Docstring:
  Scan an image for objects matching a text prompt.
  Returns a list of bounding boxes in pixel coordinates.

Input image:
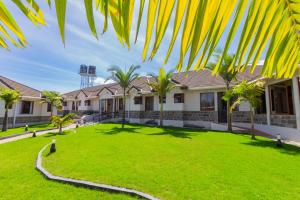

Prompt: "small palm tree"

[50,113,75,134]
[224,81,264,140]
[207,51,238,132]
[0,88,20,132]
[147,68,174,126]
[41,91,62,117]
[107,65,140,128]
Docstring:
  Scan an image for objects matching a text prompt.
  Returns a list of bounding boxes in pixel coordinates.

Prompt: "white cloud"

[94,77,115,85]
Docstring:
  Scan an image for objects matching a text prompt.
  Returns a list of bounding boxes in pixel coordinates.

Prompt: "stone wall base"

[0,116,50,128]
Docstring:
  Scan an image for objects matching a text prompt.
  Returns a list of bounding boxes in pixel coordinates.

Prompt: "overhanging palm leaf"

[1,0,300,78]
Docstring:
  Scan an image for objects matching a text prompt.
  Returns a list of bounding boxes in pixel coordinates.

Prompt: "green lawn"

[41,123,300,200]
[0,123,71,138]
[1,123,300,200]
[0,129,131,200]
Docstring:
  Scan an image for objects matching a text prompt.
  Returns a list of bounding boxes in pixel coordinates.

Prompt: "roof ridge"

[0,75,41,94]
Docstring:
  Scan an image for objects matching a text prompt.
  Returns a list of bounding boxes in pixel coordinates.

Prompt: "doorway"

[217,92,227,123]
[145,96,154,111]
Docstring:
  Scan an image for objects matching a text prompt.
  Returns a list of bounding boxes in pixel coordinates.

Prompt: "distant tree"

[41,91,62,117]
[147,68,174,126]
[0,88,20,132]
[224,81,265,140]
[50,113,75,134]
[207,51,238,132]
[107,65,140,128]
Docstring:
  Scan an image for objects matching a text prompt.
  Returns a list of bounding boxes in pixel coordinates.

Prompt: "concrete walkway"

[0,124,76,144]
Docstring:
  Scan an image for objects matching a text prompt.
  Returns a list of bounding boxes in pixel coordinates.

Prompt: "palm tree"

[0,88,20,132]
[1,1,299,79]
[224,80,265,140]
[50,113,75,134]
[41,91,62,117]
[207,51,238,132]
[147,68,174,126]
[107,65,140,128]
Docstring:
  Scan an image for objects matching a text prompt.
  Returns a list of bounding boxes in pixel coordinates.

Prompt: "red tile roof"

[63,67,262,98]
[0,76,41,98]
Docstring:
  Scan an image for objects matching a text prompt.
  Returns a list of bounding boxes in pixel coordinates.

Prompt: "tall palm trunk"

[250,107,256,140]
[160,101,163,126]
[122,89,126,128]
[226,82,232,132]
[59,124,62,134]
[2,107,8,132]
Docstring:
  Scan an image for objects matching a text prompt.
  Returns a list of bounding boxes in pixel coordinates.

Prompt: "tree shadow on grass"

[147,127,208,139]
[44,132,68,138]
[95,127,140,135]
[242,139,300,156]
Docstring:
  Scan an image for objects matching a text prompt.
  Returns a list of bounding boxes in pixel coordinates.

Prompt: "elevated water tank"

[88,65,96,76]
[79,64,88,75]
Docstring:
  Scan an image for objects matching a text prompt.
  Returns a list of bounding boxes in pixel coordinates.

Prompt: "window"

[174,93,184,103]
[77,101,81,106]
[119,98,123,110]
[270,80,294,115]
[256,92,266,114]
[84,100,91,106]
[62,101,67,106]
[145,96,154,111]
[159,96,166,104]
[47,103,52,112]
[8,104,13,109]
[134,96,143,104]
[20,101,33,114]
[200,93,215,111]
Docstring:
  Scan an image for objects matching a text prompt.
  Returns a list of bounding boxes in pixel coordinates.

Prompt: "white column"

[265,85,271,126]
[214,92,218,111]
[13,102,18,127]
[99,99,102,114]
[292,77,300,130]
[112,98,115,118]
[127,96,130,120]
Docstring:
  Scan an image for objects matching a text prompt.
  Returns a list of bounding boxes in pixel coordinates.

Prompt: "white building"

[0,76,57,128]
[63,67,300,141]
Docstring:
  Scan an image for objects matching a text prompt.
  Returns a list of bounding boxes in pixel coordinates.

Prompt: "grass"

[0,129,132,200]
[1,123,300,199]
[0,123,71,138]
[38,123,300,200]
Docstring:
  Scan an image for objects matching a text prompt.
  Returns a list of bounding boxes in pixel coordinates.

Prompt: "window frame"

[47,102,52,112]
[20,101,34,114]
[84,100,91,106]
[119,98,124,110]
[159,95,166,104]
[174,93,184,103]
[200,92,215,111]
[134,96,143,105]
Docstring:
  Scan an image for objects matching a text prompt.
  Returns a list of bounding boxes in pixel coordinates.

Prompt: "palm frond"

[1,0,300,78]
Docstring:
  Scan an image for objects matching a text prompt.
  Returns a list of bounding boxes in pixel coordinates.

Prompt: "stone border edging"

[36,143,159,200]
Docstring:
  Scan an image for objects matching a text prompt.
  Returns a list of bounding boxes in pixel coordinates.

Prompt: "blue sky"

[0,1,263,93]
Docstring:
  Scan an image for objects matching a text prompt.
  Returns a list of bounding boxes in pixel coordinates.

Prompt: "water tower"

[79,65,97,88]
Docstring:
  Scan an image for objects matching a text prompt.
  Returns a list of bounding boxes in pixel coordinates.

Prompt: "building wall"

[0,97,57,127]
[63,75,300,141]
[0,98,56,118]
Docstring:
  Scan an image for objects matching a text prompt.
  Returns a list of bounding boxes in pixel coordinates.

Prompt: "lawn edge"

[36,143,159,200]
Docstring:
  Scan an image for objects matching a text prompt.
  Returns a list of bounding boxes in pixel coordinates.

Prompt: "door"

[217,92,227,123]
[107,99,113,113]
[145,96,154,111]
